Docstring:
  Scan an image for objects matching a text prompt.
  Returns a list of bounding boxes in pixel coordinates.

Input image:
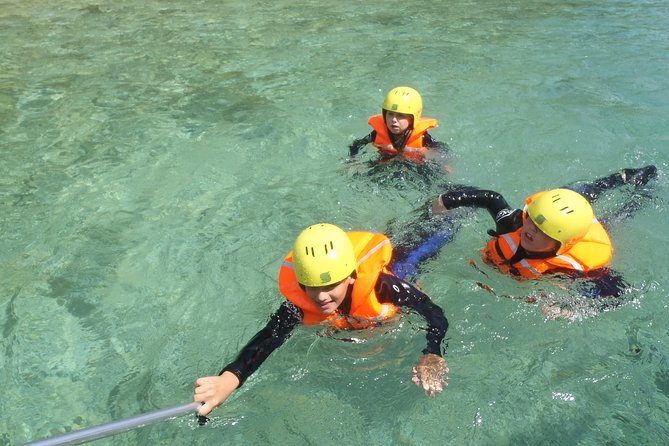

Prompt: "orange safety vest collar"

[368,114,438,161]
[482,221,613,279]
[278,232,398,328]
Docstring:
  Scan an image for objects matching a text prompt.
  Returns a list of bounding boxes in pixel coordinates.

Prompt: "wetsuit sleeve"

[439,188,510,219]
[375,271,448,356]
[220,301,302,386]
[423,132,449,154]
[439,188,523,235]
[349,131,375,157]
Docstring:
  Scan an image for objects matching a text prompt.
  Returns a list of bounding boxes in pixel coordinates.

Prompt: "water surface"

[2,0,669,444]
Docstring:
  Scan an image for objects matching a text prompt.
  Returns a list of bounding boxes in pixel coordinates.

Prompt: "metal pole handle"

[25,401,202,446]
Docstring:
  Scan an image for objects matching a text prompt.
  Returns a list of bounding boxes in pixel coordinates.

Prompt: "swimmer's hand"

[541,304,575,320]
[194,371,240,416]
[412,353,448,397]
[431,195,448,216]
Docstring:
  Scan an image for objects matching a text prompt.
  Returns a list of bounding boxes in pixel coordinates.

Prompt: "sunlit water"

[2,0,669,444]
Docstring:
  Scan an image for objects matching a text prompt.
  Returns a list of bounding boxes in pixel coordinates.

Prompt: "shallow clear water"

[2,0,669,444]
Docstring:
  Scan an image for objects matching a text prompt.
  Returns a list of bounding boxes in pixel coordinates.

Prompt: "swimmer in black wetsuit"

[194,223,449,417]
[390,165,658,318]
[348,86,450,171]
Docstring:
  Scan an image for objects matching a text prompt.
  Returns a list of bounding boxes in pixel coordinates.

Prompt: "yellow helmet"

[292,223,357,287]
[525,188,594,254]
[382,86,423,121]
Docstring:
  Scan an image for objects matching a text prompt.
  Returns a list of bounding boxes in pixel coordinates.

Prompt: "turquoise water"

[2,0,669,444]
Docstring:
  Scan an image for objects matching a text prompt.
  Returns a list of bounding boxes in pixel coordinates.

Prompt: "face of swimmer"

[384,111,413,135]
[303,275,355,315]
[520,216,560,254]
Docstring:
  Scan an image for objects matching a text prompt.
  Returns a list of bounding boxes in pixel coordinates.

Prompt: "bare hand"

[541,304,574,320]
[412,353,448,397]
[431,195,449,216]
[194,371,240,416]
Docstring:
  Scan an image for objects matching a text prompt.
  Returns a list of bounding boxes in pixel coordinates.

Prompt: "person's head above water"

[382,86,423,135]
[522,188,594,255]
[292,223,357,315]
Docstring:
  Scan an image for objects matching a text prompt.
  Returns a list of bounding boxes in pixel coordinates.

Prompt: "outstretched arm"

[579,268,631,301]
[423,132,452,173]
[194,302,302,415]
[433,187,523,236]
[349,131,375,157]
[434,188,511,219]
[565,165,658,204]
[541,268,632,320]
[423,132,450,154]
[376,272,449,396]
[392,188,520,280]
[376,272,448,354]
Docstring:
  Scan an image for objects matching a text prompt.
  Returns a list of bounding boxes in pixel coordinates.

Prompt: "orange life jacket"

[482,221,613,279]
[278,231,398,328]
[368,114,438,161]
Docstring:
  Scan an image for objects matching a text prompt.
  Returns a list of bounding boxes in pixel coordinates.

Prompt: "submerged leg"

[390,215,458,282]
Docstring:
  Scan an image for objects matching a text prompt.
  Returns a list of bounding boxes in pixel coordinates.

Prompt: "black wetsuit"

[221,272,449,385]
